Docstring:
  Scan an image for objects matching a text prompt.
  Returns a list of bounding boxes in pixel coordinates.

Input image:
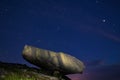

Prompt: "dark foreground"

[0,61,71,80]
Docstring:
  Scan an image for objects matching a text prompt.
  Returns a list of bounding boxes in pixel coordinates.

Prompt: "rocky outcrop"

[0,61,68,80]
[22,45,85,75]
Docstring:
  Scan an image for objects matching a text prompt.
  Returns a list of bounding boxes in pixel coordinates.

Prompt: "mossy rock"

[0,61,68,80]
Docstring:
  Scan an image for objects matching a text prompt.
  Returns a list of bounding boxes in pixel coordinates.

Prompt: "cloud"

[96,28,120,43]
[67,64,120,80]
[88,64,120,80]
[76,25,120,43]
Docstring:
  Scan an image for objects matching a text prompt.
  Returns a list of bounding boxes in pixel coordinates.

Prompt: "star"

[102,19,106,23]
[56,26,60,31]
[113,30,116,33]
[96,0,99,3]
[4,8,8,12]
[36,40,41,43]
[112,24,116,26]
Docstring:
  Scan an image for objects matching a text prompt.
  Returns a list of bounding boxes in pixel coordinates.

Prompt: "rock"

[0,61,62,80]
[22,45,85,75]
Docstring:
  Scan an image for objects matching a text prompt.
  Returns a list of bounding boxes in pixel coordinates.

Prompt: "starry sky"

[0,0,120,80]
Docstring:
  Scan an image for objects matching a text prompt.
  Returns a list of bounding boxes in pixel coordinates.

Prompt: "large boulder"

[22,45,85,75]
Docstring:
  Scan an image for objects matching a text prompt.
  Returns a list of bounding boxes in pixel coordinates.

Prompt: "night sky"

[0,0,120,80]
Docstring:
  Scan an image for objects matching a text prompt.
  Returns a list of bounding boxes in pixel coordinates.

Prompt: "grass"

[3,74,35,80]
[0,71,54,80]
[0,61,58,80]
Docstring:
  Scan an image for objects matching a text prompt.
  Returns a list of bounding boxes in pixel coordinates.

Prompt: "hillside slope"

[0,61,70,80]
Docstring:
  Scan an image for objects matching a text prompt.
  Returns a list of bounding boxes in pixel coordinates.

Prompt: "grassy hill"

[0,61,70,80]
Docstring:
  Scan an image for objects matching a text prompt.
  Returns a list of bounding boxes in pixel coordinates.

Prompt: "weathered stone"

[22,45,85,75]
[0,61,61,80]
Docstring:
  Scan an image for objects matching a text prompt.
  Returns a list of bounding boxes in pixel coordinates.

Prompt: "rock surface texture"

[0,61,60,80]
[22,45,85,75]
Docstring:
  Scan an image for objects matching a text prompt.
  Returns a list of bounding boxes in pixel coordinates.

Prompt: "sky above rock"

[0,0,120,80]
